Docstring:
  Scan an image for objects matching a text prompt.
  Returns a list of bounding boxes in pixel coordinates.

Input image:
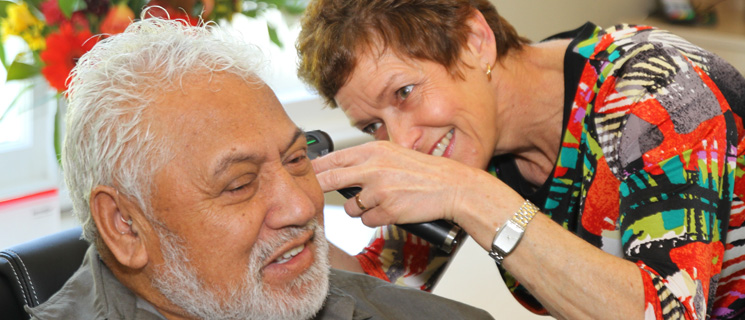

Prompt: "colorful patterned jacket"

[353,23,745,319]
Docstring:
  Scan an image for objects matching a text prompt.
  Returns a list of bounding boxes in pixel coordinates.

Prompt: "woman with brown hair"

[297,0,745,318]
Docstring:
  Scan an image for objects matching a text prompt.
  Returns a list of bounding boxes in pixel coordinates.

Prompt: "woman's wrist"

[453,179,527,252]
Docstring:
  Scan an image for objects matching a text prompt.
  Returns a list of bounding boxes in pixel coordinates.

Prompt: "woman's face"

[335,48,500,170]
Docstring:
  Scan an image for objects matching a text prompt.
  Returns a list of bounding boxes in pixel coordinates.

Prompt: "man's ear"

[90,185,149,269]
[464,9,497,68]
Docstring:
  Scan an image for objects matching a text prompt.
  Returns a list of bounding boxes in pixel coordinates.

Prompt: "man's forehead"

[150,74,283,126]
[147,72,298,163]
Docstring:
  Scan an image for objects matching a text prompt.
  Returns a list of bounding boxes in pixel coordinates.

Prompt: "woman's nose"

[386,117,422,150]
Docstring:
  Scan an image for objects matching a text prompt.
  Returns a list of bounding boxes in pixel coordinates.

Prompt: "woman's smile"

[430,129,454,157]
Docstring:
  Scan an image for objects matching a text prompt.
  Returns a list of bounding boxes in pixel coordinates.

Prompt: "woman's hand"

[312,140,503,228]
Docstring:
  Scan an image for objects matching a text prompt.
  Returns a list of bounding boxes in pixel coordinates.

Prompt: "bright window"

[0,36,33,152]
[227,11,315,104]
[0,35,59,201]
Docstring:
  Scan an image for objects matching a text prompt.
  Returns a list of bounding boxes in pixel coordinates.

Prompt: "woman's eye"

[362,122,383,135]
[396,85,414,100]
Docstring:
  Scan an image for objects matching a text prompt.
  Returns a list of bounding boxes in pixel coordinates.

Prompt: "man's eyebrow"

[281,128,304,157]
[212,128,304,177]
[212,152,260,178]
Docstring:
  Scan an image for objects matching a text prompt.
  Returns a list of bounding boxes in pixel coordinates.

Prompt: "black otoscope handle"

[306,130,463,253]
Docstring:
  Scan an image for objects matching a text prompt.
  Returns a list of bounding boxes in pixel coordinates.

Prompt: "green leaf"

[54,97,63,166]
[31,49,43,68]
[0,83,32,124]
[277,0,308,15]
[0,1,13,19]
[192,2,204,18]
[24,0,45,12]
[282,5,306,15]
[261,0,282,7]
[58,0,86,18]
[268,25,282,47]
[0,39,6,70]
[128,0,149,17]
[6,61,40,81]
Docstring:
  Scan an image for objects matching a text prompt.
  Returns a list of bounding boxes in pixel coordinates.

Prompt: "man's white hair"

[63,13,265,243]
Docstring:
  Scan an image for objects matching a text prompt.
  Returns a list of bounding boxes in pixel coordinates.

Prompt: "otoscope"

[305,130,464,253]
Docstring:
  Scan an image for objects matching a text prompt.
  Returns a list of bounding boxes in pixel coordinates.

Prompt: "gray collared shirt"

[27,246,493,319]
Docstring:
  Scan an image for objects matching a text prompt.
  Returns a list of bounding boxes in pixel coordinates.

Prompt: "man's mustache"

[253,218,321,268]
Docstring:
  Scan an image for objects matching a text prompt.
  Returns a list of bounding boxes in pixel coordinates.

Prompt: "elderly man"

[26,16,493,320]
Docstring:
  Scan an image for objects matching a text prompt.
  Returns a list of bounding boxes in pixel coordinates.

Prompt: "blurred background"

[1,0,744,318]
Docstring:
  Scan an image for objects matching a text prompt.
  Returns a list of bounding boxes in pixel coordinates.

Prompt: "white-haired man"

[26,16,493,320]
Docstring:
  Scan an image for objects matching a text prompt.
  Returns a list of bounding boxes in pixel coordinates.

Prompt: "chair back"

[0,228,88,320]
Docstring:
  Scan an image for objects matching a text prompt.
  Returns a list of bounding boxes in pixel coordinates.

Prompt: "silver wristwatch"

[488,200,539,264]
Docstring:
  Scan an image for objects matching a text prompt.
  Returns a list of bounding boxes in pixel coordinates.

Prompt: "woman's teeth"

[432,130,453,157]
[274,243,305,264]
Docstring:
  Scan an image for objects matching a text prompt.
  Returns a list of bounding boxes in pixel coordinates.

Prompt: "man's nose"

[262,167,319,230]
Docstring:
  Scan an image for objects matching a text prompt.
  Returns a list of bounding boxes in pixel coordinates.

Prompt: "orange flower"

[199,0,215,17]
[40,23,99,92]
[100,2,134,35]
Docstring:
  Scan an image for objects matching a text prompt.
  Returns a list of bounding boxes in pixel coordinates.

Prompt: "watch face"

[493,221,523,256]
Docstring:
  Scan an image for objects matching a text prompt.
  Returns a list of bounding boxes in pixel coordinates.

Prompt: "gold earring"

[486,63,492,81]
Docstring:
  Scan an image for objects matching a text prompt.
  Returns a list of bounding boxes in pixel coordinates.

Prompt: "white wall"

[493,0,656,41]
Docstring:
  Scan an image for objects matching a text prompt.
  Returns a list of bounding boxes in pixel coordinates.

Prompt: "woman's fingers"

[311,141,376,173]
[312,141,390,193]
[342,189,375,217]
[315,165,364,193]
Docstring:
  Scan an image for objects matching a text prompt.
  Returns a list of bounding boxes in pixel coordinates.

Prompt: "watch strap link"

[510,200,538,229]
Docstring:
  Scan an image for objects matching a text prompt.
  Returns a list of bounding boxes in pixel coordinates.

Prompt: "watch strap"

[488,199,539,264]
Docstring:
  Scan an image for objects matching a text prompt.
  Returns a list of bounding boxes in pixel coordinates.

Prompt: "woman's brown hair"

[296,0,530,108]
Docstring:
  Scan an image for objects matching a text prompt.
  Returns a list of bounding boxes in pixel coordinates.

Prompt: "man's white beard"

[150,218,330,320]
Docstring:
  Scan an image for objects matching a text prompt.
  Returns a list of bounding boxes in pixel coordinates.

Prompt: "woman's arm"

[315,132,730,319]
[328,242,364,273]
[447,144,730,320]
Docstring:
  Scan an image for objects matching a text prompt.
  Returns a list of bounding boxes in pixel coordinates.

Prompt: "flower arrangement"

[0,0,307,93]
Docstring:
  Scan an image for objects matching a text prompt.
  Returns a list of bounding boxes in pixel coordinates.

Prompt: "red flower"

[100,2,134,34]
[70,11,90,30]
[40,0,65,25]
[144,1,200,26]
[40,23,99,92]
[40,0,90,29]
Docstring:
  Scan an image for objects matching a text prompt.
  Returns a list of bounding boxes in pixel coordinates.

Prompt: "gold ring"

[355,192,367,211]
